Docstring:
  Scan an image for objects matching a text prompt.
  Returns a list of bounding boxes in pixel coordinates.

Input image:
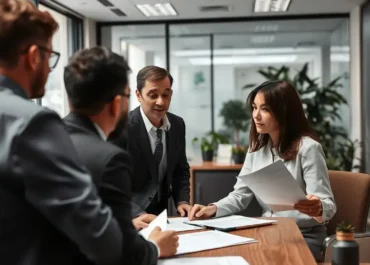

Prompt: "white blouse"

[214,137,337,228]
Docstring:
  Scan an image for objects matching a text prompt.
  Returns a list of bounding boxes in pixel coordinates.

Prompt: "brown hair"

[247,80,319,161]
[136,65,173,92]
[0,0,58,68]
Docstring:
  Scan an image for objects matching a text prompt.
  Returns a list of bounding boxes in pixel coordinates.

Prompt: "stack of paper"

[159,256,249,265]
[185,215,277,231]
[176,230,257,255]
[167,217,204,232]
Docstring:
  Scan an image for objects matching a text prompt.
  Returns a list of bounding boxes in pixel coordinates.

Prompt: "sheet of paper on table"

[158,256,249,265]
[176,230,257,255]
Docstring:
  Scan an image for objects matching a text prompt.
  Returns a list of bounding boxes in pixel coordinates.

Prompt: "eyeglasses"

[122,92,130,99]
[106,91,130,102]
[38,46,60,70]
[22,45,60,70]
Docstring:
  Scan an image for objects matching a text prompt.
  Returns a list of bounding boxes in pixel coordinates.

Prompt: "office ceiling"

[107,18,349,50]
[54,0,365,22]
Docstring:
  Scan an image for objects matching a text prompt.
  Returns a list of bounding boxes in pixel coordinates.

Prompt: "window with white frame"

[38,5,70,117]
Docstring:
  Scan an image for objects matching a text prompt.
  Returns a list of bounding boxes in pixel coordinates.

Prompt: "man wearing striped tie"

[110,66,191,220]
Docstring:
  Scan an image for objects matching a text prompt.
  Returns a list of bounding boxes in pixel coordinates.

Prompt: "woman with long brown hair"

[189,80,336,261]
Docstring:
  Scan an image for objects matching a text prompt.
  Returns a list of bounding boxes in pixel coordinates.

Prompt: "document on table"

[167,217,204,232]
[185,215,276,231]
[158,256,249,265]
[176,230,257,255]
[239,160,307,212]
[139,209,167,239]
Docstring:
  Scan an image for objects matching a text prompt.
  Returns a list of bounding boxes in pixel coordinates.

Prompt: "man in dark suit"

[109,66,191,217]
[63,47,178,264]
[0,1,123,265]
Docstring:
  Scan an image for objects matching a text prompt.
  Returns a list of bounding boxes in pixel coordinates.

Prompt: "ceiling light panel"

[254,0,291,12]
[136,3,177,17]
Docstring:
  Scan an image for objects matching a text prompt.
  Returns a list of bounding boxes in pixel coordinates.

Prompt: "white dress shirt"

[140,106,171,184]
[140,107,172,257]
[93,123,107,141]
[214,136,337,229]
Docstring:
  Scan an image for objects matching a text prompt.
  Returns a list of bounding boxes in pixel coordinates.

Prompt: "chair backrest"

[324,233,370,262]
[326,170,370,236]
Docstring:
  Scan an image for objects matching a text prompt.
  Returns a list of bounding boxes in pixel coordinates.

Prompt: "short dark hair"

[247,80,319,161]
[0,0,58,68]
[137,65,173,93]
[64,46,130,115]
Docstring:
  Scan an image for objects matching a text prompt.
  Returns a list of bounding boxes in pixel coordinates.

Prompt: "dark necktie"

[154,129,163,166]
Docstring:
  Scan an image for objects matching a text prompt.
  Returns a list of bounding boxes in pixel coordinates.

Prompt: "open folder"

[185,215,276,231]
[167,217,204,232]
[239,160,307,212]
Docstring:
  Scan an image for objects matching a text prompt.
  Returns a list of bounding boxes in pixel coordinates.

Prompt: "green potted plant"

[192,131,229,162]
[232,145,248,164]
[244,63,361,171]
[219,100,251,164]
[332,221,359,265]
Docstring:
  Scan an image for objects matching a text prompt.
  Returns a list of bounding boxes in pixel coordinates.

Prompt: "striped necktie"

[154,129,163,166]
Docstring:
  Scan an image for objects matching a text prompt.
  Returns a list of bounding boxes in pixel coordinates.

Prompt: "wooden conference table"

[175,217,317,265]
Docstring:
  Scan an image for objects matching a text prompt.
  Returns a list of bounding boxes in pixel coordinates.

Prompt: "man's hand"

[177,203,192,217]
[132,213,157,231]
[149,227,179,258]
[294,194,323,217]
[188,204,217,221]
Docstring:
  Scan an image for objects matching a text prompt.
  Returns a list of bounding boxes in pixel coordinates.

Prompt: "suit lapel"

[132,108,158,181]
[166,128,175,183]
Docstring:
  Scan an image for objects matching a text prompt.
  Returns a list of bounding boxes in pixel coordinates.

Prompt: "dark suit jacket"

[0,75,122,265]
[64,112,158,265]
[110,107,190,216]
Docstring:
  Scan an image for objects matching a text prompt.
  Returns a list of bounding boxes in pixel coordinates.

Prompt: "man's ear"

[111,95,122,117]
[135,89,142,103]
[24,45,41,71]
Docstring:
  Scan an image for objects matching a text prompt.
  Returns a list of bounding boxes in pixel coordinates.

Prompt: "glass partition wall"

[100,16,350,162]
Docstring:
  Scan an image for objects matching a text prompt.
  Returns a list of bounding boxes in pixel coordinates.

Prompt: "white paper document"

[239,160,307,212]
[185,215,276,231]
[139,209,167,239]
[167,217,204,232]
[176,230,257,255]
[158,256,249,265]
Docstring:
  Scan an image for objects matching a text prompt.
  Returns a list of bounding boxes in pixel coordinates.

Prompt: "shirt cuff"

[210,202,224,218]
[176,201,189,206]
[314,199,328,224]
[147,239,160,258]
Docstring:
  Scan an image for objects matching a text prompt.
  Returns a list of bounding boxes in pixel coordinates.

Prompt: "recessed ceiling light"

[250,35,275,44]
[136,3,177,17]
[254,0,291,12]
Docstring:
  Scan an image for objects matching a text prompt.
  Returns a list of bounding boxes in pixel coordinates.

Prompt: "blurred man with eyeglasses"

[63,47,179,265]
[0,1,124,265]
